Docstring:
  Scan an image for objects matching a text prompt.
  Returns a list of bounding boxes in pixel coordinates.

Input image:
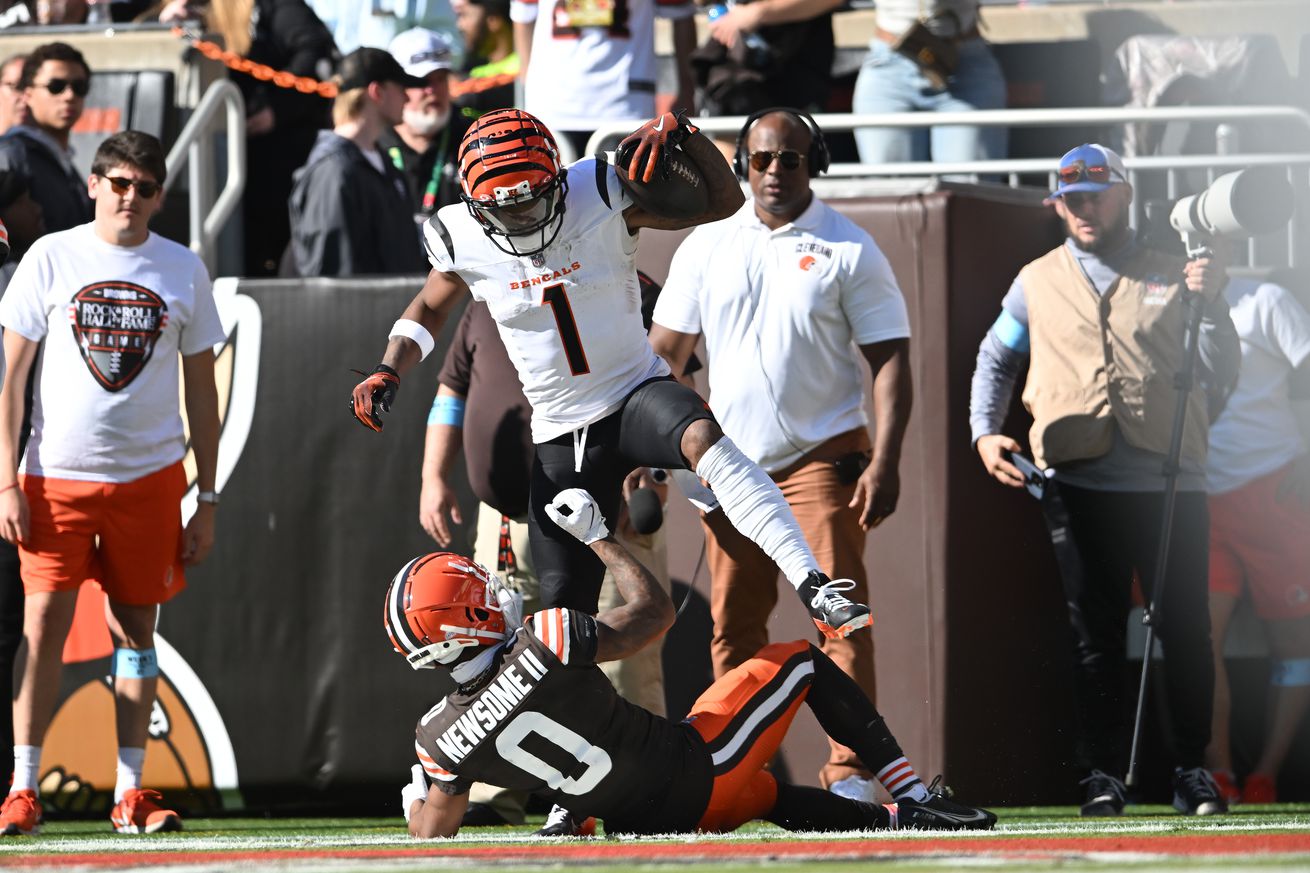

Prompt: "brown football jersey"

[414,608,711,832]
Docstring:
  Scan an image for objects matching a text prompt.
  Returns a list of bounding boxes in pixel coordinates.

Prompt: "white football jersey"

[424,156,669,443]
[510,0,694,133]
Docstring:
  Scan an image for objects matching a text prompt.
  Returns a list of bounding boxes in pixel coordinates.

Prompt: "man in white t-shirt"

[0,131,225,838]
[650,109,915,803]
[1204,274,1310,806]
[510,0,696,157]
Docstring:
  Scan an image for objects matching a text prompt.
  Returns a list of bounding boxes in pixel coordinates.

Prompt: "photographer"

[968,144,1239,817]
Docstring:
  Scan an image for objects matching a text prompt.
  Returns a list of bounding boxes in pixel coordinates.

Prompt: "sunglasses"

[748,149,806,172]
[102,175,162,199]
[33,77,90,97]
[1058,160,1118,186]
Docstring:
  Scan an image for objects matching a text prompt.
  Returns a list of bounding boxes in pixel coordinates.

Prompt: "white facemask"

[403,104,451,137]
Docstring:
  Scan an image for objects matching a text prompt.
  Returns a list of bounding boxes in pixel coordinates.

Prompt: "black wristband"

[372,364,400,381]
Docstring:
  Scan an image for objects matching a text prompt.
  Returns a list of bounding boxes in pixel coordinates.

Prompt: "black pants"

[528,378,713,613]
[1041,482,1214,774]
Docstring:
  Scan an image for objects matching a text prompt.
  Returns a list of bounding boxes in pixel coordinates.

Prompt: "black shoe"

[534,803,596,837]
[896,777,996,830]
[798,572,871,640]
[1079,770,1126,817]
[461,802,515,827]
[1172,766,1228,816]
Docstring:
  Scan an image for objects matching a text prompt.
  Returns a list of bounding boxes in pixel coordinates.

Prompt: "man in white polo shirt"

[650,108,914,803]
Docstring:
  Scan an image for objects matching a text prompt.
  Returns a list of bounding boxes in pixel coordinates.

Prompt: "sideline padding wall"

[177,278,473,810]
[638,184,1074,804]
[40,276,473,817]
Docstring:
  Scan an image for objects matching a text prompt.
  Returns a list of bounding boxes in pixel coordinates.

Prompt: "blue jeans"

[852,37,1008,164]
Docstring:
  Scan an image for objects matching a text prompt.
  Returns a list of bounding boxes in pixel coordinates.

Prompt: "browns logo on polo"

[68,282,169,392]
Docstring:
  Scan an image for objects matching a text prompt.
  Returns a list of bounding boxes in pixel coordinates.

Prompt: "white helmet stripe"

[388,556,426,654]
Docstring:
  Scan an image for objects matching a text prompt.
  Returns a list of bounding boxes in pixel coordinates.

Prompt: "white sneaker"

[534,803,596,837]
[829,775,878,803]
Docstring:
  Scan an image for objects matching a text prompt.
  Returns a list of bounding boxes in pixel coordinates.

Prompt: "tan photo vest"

[1020,245,1208,469]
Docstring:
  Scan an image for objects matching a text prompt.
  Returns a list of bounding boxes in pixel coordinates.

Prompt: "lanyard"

[421,122,452,215]
[388,121,453,216]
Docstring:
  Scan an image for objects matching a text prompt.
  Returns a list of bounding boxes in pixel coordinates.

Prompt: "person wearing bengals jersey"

[352,107,875,653]
[389,487,996,837]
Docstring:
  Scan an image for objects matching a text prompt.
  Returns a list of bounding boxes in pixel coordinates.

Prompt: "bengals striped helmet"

[457,108,568,256]
[384,553,508,670]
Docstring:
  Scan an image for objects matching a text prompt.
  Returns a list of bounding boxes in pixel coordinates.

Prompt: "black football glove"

[350,364,400,432]
[617,108,699,184]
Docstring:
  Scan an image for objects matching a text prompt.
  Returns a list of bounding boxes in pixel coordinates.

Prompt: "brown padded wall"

[640,186,1070,803]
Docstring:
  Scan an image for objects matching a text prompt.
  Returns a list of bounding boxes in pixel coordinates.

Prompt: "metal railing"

[584,105,1310,268]
[583,105,1310,170]
[164,79,247,274]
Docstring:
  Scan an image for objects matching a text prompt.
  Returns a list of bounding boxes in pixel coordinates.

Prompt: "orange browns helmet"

[457,108,569,257]
[384,552,508,670]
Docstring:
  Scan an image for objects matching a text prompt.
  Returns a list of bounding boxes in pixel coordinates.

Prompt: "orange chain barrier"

[173,26,519,102]
[172,26,339,98]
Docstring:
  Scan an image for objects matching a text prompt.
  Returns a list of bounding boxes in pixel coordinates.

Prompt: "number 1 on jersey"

[543,283,590,376]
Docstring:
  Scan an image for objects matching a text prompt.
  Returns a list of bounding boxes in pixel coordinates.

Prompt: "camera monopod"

[1124,166,1295,790]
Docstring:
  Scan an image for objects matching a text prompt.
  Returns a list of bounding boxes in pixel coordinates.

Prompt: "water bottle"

[706,1,771,68]
[85,0,112,24]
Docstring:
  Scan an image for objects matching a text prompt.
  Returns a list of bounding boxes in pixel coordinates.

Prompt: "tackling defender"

[351,107,872,641]
[388,488,997,837]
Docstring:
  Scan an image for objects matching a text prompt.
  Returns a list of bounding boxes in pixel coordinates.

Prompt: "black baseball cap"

[337,47,425,91]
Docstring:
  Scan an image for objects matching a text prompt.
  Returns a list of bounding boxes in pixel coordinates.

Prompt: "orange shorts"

[688,640,812,832]
[19,461,187,606]
[1209,463,1310,620]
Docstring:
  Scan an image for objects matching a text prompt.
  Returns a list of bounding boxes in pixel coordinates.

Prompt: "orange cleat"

[110,788,183,834]
[0,790,41,836]
[1241,773,1277,804]
[800,573,872,640]
[1211,770,1240,804]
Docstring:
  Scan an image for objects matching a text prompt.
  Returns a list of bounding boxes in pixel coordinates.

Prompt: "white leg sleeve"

[695,436,817,587]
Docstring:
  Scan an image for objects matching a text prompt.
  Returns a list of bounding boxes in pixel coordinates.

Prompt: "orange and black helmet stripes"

[456,108,569,257]
[458,108,561,205]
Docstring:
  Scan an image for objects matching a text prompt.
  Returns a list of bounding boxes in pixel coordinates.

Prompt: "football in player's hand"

[614,142,710,220]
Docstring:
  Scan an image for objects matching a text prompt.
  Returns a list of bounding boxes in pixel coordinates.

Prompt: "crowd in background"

[0,0,1011,278]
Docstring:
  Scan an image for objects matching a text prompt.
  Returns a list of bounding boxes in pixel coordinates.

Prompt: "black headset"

[732,106,831,180]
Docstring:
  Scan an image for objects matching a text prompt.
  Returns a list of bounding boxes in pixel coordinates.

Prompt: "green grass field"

[0,806,1308,872]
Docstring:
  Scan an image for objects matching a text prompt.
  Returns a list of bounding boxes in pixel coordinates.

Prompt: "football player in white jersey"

[351,107,872,643]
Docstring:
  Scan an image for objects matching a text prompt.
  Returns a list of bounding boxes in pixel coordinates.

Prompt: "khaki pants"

[466,501,671,821]
[703,429,877,788]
